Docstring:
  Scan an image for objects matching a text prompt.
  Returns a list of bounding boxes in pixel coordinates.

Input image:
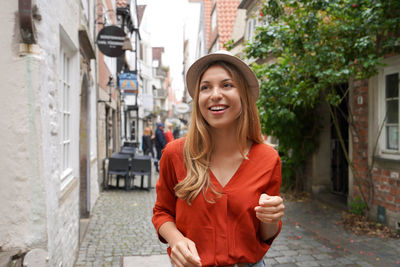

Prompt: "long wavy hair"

[174,61,263,204]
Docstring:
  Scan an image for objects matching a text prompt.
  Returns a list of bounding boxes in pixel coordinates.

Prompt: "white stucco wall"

[0,1,98,267]
[0,0,47,251]
[39,1,81,266]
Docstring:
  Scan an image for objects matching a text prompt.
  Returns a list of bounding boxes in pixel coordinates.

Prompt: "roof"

[216,0,241,46]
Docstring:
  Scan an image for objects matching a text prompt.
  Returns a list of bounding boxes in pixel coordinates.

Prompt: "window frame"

[59,27,78,190]
[211,7,217,32]
[378,58,400,157]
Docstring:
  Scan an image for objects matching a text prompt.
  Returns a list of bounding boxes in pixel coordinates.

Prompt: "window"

[59,27,77,189]
[384,71,399,151]
[60,46,73,182]
[246,17,258,41]
[211,8,217,32]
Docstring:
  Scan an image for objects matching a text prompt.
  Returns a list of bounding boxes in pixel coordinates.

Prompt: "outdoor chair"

[105,156,131,190]
[130,155,152,191]
[120,146,136,157]
[123,141,139,148]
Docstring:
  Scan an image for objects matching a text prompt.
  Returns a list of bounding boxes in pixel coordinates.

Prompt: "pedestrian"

[165,122,175,143]
[142,126,154,158]
[154,123,167,172]
[152,50,285,267]
[173,125,180,139]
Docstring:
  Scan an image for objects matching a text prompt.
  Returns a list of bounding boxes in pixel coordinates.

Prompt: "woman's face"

[198,65,242,130]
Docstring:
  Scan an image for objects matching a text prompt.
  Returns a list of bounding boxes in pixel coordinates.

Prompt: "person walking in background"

[173,125,180,139]
[154,123,167,172]
[152,50,284,267]
[164,122,175,143]
[142,126,154,158]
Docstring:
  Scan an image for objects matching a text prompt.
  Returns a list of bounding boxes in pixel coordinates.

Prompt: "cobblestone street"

[74,173,400,267]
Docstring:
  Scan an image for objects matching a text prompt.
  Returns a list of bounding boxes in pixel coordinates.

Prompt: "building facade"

[0,0,99,266]
[228,0,400,231]
[190,0,240,56]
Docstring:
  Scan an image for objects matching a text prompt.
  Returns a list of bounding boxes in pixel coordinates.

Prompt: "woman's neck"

[210,126,241,155]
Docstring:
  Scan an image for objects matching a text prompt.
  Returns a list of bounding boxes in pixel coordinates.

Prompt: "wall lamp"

[97,76,113,103]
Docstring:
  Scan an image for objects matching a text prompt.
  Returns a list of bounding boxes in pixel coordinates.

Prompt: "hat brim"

[185,52,259,101]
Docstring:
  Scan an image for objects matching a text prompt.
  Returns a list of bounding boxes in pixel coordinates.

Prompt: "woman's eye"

[223,83,233,88]
[200,85,209,91]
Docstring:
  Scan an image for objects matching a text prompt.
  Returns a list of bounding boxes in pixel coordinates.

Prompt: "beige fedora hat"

[185,50,260,101]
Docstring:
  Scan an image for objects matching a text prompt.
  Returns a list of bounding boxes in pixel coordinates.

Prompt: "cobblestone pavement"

[75,173,400,267]
[266,200,400,267]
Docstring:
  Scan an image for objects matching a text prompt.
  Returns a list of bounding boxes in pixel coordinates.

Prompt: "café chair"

[120,146,136,157]
[130,155,152,191]
[106,157,131,190]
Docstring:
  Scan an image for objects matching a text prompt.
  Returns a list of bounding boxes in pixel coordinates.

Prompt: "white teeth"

[210,106,226,111]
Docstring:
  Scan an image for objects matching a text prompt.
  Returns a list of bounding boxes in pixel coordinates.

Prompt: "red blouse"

[152,138,282,266]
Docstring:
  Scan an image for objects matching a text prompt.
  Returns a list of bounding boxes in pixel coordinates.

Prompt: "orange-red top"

[152,138,282,266]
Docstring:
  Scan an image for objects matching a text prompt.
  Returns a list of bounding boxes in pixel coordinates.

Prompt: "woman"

[165,122,175,143]
[152,50,285,267]
[142,126,154,158]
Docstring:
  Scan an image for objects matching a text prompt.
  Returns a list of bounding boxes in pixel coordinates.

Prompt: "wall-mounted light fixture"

[122,36,133,51]
[98,76,113,104]
[19,0,41,44]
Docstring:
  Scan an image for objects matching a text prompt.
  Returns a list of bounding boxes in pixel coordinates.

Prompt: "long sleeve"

[152,140,182,243]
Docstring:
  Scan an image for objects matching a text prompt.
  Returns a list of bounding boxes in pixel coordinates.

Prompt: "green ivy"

[246,0,400,191]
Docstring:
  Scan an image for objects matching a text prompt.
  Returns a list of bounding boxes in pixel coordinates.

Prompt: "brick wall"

[372,169,400,213]
[351,79,370,202]
[352,77,400,226]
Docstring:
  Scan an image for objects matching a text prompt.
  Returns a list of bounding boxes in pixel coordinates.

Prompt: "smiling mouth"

[209,105,228,111]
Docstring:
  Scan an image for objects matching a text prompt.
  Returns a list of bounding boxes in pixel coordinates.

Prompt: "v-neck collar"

[209,142,255,190]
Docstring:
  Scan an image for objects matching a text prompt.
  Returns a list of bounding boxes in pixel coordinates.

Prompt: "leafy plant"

[245,0,400,198]
[223,39,235,51]
[349,196,368,215]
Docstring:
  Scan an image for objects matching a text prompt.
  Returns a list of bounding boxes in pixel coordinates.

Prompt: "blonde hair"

[174,61,263,204]
[143,127,151,136]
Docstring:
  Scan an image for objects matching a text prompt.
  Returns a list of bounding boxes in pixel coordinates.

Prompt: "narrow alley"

[75,172,400,267]
[2,1,400,266]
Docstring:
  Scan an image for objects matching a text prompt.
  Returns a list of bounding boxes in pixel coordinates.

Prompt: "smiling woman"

[198,63,243,130]
[152,50,285,267]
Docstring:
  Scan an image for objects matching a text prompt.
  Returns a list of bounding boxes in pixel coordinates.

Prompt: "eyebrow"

[200,78,233,84]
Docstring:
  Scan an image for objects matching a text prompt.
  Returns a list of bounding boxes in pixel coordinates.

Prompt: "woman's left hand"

[254,193,285,224]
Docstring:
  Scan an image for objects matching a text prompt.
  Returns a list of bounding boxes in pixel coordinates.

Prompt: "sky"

[136,0,201,100]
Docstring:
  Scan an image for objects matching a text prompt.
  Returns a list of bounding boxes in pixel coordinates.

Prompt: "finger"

[258,193,270,205]
[255,203,285,213]
[259,196,283,206]
[177,244,200,267]
[171,247,189,267]
[187,242,201,266]
[170,254,183,267]
[256,211,284,222]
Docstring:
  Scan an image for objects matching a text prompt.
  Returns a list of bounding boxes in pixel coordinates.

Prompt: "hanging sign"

[175,103,190,114]
[119,72,138,92]
[96,25,125,57]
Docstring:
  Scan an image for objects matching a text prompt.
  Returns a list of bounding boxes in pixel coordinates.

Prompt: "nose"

[210,86,222,100]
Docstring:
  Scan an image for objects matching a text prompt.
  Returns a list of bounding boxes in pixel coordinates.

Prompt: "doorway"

[330,84,349,196]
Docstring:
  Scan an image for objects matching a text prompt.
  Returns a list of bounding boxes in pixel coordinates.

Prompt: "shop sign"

[119,72,138,92]
[96,25,125,57]
[175,103,190,114]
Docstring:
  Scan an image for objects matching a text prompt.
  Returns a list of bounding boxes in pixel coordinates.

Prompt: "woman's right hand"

[170,237,202,267]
